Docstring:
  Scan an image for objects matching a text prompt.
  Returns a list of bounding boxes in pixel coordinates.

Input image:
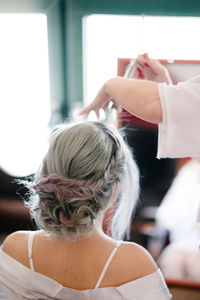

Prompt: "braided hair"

[25,122,139,240]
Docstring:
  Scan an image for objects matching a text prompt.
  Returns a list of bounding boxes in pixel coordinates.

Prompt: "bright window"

[83,15,200,104]
[0,14,50,176]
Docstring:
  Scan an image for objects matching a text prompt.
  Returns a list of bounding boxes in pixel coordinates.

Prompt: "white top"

[157,75,200,160]
[0,232,171,300]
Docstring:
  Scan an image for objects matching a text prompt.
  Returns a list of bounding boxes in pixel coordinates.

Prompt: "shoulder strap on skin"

[95,240,122,289]
[28,231,37,271]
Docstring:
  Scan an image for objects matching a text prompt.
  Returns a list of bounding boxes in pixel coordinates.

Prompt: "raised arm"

[80,77,162,124]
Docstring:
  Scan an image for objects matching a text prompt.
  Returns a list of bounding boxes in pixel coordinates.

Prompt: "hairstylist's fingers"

[102,102,110,111]
[143,53,172,84]
[94,109,100,119]
[79,97,112,117]
[143,53,150,61]
[80,80,121,117]
[136,54,150,68]
[79,104,93,116]
[101,99,120,112]
[112,99,120,110]
[138,53,156,70]
[136,67,144,79]
[79,87,108,116]
[143,53,164,74]
[136,54,145,65]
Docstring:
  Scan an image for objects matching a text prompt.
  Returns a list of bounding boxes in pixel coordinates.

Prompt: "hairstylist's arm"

[80,77,162,124]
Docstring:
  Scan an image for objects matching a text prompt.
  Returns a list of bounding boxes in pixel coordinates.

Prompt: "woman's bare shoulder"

[1,231,31,262]
[116,241,158,279]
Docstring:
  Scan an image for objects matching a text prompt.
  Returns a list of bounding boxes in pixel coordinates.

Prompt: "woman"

[0,121,171,299]
[80,53,200,161]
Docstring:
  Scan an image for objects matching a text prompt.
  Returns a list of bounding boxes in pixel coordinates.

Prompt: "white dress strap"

[95,241,122,289]
[28,231,37,271]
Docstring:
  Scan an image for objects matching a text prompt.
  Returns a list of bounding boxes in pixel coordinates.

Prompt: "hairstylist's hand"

[79,82,120,118]
[80,77,161,123]
[134,53,172,84]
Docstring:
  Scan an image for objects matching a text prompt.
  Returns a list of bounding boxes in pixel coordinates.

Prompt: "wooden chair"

[166,278,200,300]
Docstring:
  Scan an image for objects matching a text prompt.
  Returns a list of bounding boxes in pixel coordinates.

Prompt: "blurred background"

[0,1,200,298]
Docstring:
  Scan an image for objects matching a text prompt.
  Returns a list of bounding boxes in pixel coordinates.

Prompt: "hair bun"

[59,205,96,233]
[32,173,101,235]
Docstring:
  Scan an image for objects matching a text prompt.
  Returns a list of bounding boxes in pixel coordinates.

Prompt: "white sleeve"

[157,76,200,160]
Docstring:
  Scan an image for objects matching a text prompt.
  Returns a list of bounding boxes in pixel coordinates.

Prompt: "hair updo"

[26,121,139,240]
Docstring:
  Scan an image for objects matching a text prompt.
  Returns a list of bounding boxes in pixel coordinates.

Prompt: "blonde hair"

[26,121,139,240]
